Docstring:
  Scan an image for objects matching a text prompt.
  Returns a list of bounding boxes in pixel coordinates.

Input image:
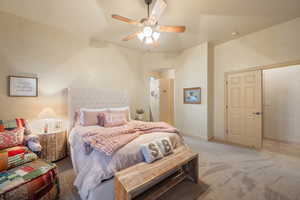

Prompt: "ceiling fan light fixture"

[112,0,186,47]
[143,26,153,37]
[137,32,145,41]
[152,32,160,41]
[145,36,153,44]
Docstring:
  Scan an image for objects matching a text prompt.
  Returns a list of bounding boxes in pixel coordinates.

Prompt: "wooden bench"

[115,146,199,200]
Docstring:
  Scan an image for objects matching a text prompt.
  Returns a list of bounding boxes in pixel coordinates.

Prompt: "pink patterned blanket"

[78,120,179,156]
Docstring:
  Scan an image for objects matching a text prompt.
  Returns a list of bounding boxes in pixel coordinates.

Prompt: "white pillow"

[141,141,164,163]
[109,106,131,120]
[156,137,174,156]
[79,108,107,125]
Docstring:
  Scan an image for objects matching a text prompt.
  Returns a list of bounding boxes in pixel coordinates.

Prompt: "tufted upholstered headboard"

[67,88,129,128]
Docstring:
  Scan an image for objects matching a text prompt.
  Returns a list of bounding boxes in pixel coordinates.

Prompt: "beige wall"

[141,43,211,140]
[175,43,210,140]
[263,65,300,143]
[214,17,300,140]
[160,69,175,79]
[0,11,145,122]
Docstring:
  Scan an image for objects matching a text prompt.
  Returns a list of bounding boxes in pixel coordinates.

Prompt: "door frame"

[224,59,300,146]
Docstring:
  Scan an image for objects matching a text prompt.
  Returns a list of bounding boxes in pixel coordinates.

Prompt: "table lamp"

[38,107,57,134]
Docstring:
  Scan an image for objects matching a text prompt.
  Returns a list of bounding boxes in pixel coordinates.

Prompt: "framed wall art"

[8,76,38,97]
[184,87,201,104]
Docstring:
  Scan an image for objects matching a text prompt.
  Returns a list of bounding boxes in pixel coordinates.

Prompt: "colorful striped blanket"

[79,120,179,156]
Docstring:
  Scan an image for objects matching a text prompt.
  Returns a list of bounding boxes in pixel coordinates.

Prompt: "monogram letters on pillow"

[141,141,164,163]
[156,137,174,156]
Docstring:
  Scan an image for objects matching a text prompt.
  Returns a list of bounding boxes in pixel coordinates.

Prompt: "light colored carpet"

[184,137,300,200]
[57,137,300,200]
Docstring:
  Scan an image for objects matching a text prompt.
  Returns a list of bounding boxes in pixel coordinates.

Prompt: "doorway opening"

[225,63,300,156]
[263,65,300,157]
[149,69,175,125]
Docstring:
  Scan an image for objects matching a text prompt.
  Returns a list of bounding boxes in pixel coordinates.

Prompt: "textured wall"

[0,11,144,121]
[175,43,209,139]
[214,17,300,140]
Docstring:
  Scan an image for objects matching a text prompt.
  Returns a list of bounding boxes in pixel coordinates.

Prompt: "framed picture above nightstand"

[38,130,67,162]
[8,76,38,97]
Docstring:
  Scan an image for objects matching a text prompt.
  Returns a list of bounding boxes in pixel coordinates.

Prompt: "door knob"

[253,112,261,115]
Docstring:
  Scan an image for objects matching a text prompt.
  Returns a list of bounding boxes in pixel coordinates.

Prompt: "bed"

[67,88,184,200]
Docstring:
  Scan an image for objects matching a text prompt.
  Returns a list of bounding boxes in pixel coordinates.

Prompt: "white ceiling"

[1,0,300,52]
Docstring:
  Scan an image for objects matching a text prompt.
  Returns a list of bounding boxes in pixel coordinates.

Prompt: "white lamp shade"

[38,107,57,119]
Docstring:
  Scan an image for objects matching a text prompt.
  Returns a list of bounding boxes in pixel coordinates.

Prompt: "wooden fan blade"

[159,25,186,33]
[149,0,167,25]
[122,32,140,41]
[112,14,140,26]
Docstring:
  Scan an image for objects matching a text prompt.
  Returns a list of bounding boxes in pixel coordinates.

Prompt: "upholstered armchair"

[0,118,60,200]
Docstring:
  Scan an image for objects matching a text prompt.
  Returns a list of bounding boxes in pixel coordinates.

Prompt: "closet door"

[226,71,262,148]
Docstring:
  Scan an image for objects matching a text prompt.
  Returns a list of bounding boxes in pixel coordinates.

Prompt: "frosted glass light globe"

[143,26,153,37]
[152,32,160,41]
[137,32,145,41]
[145,37,153,44]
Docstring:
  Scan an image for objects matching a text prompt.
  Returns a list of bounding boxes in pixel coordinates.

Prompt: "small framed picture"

[8,76,38,97]
[184,87,201,104]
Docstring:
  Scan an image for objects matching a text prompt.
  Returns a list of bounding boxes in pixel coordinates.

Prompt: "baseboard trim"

[263,137,300,146]
[182,133,209,141]
[263,138,300,158]
[209,137,257,149]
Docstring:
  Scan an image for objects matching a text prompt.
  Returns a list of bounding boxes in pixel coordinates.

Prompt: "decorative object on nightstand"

[135,108,145,121]
[38,130,67,162]
[38,107,60,134]
[35,107,67,162]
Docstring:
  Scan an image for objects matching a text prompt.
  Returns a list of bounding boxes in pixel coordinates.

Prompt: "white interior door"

[226,70,262,148]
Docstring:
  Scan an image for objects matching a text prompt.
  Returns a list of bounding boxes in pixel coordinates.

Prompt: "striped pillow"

[0,146,38,171]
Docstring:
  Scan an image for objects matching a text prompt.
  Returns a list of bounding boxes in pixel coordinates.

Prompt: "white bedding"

[69,125,183,200]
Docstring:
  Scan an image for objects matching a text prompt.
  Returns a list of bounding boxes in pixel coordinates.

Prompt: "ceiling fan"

[112,0,186,46]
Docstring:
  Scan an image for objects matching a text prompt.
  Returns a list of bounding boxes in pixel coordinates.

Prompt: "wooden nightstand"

[38,130,67,162]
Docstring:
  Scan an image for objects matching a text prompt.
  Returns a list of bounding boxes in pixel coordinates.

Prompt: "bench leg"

[184,156,199,184]
[115,178,131,200]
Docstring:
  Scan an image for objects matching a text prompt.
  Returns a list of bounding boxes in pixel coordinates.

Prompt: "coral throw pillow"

[101,110,128,128]
[0,128,25,150]
[0,118,32,135]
